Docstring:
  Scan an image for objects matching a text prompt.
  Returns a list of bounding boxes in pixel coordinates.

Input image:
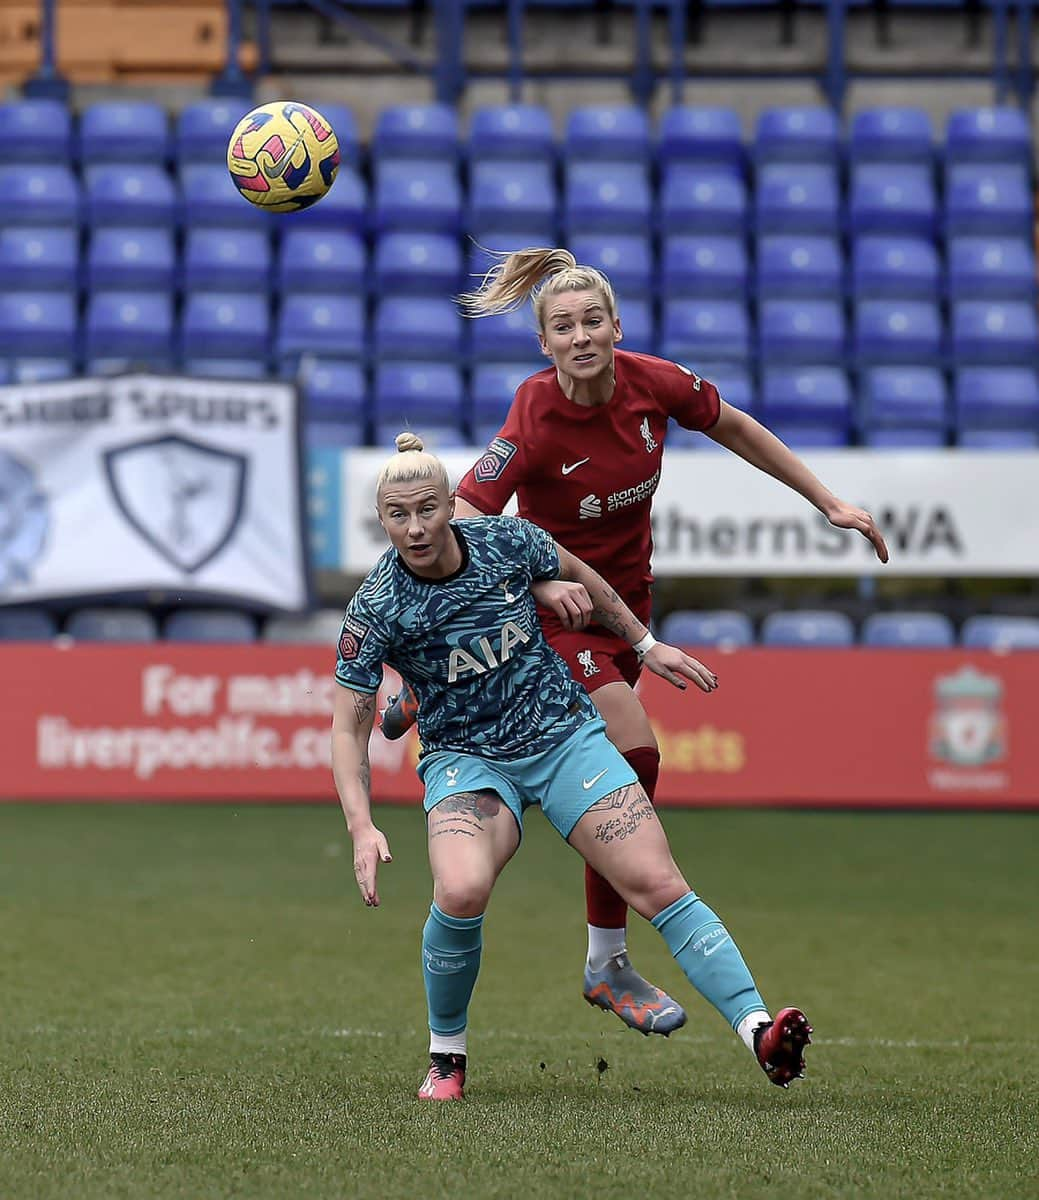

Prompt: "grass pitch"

[1,803,1036,1200]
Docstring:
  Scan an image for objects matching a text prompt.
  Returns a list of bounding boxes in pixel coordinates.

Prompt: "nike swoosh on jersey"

[561,458,590,475]
[582,768,609,790]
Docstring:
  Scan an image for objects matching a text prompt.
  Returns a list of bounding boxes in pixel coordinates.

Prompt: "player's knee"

[625,867,688,921]
[434,875,493,919]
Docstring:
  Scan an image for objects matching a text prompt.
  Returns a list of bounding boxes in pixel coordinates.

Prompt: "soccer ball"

[226,100,340,212]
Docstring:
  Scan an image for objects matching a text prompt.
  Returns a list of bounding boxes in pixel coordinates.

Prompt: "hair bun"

[395,431,425,454]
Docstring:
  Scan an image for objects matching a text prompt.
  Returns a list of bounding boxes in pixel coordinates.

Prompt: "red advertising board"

[1,645,1036,807]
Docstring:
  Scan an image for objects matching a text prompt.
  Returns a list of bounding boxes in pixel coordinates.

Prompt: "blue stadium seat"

[661,236,747,299]
[947,237,1036,301]
[164,609,257,643]
[0,99,73,163]
[85,291,174,367]
[854,301,943,365]
[958,429,1038,448]
[471,362,530,426]
[0,166,80,226]
[373,362,465,431]
[960,615,1039,650]
[180,292,270,361]
[372,423,467,450]
[0,293,77,360]
[759,300,845,364]
[87,228,176,291]
[374,160,462,234]
[78,101,169,164]
[372,298,464,362]
[659,610,754,648]
[753,107,840,167]
[371,103,460,162]
[660,300,750,363]
[183,229,271,293]
[944,166,1033,238]
[276,294,364,366]
[66,607,158,642]
[183,359,269,380]
[373,233,462,296]
[264,609,348,644]
[860,367,948,440]
[469,105,555,165]
[756,235,842,299]
[761,610,854,647]
[306,419,368,450]
[770,420,850,447]
[945,107,1032,170]
[755,165,840,235]
[760,367,851,445]
[469,308,542,364]
[862,612,954,647]
[300,358,367,422]
[954,367,1039,432]
[848,165,937,237]
[279,166,367,232]
[848,107,934,164]
[567,234,653,298]
[0,228,78,291]
[951,301,1039,366]
[863,428,946,449]
[278,229,365,293]
[659,168,747,235]
[178,164,278,231]
[10,359,73,383]
[176,99,247,165]
[657,107,744,175]
[852,237,940,301]
[693,362,755,412]
[0,609,57,640]
[618,298,654,353]
[564,106,651,164]
[564,163,651,234]
[84,165,177,227]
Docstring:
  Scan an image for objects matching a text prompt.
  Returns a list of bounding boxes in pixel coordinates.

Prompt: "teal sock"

[651,891,766,1031]
[422,903,484,1036]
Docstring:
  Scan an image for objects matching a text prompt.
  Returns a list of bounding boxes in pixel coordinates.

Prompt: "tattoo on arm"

[351,691,376,725]
[429,790,503,839]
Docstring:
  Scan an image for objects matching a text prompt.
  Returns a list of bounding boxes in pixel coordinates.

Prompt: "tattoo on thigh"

[587,783,642,813]
[430,790,502,839]
[587,784,657,845]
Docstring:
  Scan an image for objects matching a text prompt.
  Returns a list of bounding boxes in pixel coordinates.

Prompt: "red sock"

[583,746,661,928]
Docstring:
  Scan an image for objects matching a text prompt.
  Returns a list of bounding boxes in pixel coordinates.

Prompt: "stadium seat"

[373,160,462,234]
[761,610,855,647]
[278,166,367,232]
[659,168,747,235]
[373,232,463,296]
[471,362,530,427]
[78,101,169,164]
[0,166,80,226]
[0,228,78,291]
[276,294,364,366]
[848,107,934,164]
[180,292,270,361]
[567,235,653,299]
[659,610,754,648]
[564,105,651,163]
[85,291,175,367]
[467,162,556,239]
[947,237,1036,301]
[183,359,269,380]
[84,165,177,227]
[0,609,57,640]
[754,165,840,235]
[305,419,368,449]
[960,615,1039,650]
[264,609,346,644]
[863,428,946,449]
[753,106,840,167]
[371,103,460,162]
[854,301,943,365]
[944,167,1032,238]
[660,300,750,363]
[860,367,948,440]
[861,612,955,647]
[469,308,542,364]
[954,367,1039,433]
[759,300,845,364]
[466,232,555,285]
[958,430,1039,449]
[178,164,278,231]
[175,99,247,165]
[278,229,365,294]
[851,237,940,301]
[300,358,367,423]
[657,106,744,175]
[0,99,73,163]
[951,301,1039,366]
[661,236,747,299]
[848,165,937,238]
[756,235,842,299]
[760,367,852,438]
[0,293,77,360]
[563,163,651,234]
[65,607,158,642]
[617,299,653,354]
[11,359,73,383]
[183,229,272,293]
[87,228,176,291]
[693,362,756,413]
[372,298,464,362]
[373,362,465,432]
[372,424,467,450]
[469,105,555,165]
[945,107,1032,169]
[163,609,257,643]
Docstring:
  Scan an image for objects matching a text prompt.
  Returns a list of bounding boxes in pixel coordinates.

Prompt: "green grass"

[1,804,1036,1199]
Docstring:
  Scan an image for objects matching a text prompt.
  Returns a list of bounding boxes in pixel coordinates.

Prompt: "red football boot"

[754,1008,812,1087]
[417,1053,466,1101]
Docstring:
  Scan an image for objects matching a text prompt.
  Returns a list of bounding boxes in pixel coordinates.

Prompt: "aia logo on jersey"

[674,361,702,390]
[639,417,658,453]
[338,614,369,661]
[473,436,516,483]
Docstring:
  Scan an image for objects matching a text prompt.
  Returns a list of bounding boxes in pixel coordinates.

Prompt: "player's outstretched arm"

[332,686,392,908]
[705,400,890,564]
[554,545,718,694]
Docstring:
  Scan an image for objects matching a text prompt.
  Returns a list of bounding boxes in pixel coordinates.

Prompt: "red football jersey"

[455,349,721,628]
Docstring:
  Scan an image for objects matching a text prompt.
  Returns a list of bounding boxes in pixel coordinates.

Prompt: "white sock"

[736,1010,772,1054]
[429,1029,467,1057]
[586,924,627,972]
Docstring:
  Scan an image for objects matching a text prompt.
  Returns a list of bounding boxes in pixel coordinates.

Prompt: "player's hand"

[826,500,889,563]
[642,643,718,693]
[530,579,593,631]
[352,824,392,907]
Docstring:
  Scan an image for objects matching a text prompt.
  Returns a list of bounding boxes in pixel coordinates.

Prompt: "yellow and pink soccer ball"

[227,100,340,212]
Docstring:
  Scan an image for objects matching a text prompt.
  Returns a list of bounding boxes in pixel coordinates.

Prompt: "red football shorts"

[545,621,642,693]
